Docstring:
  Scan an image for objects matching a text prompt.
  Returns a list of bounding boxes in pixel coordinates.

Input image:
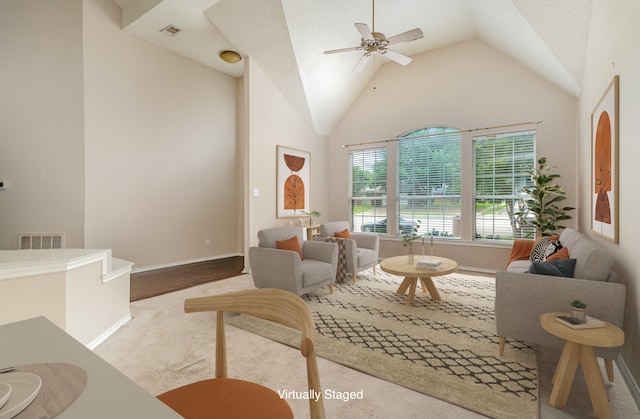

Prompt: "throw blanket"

[506,240,534,267]
[326,237,347,282]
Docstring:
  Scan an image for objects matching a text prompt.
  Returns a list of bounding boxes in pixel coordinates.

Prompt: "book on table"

[555,315,606,329]
[416,258,441,269]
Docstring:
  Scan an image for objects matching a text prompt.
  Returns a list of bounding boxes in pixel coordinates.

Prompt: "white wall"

[82,0,240,268]
[579,0,640,391]
[328,39,578,271]
[0,0,85,249]
[245,58,330,262]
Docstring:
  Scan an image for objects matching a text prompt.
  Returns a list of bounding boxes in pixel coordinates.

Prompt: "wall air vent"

[160,25,182,36]
[18,233,65,249]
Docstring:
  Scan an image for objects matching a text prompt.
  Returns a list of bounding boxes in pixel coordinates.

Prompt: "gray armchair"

[249,226,338,296]
[316,221,379,284]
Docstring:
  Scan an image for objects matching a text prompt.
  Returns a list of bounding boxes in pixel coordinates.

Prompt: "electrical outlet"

[205,238,211,246]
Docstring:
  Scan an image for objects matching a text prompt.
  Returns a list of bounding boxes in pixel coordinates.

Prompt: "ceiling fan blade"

[324,46,362,54]
[353,52,372,72]
[354,23,373,40]
[386,28,424,45]
[381,49,412,65]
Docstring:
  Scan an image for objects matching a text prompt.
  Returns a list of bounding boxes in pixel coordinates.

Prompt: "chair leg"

[373,265,377,275]
[604,358,614,382]
[498,336,506,355]
[329,282,333,294]
[352,273,357,284]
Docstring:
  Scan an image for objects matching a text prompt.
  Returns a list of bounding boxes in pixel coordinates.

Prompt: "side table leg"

[406,279,418,305]
[420,277,441,301]
[396,277,412,295]
[549,341,580,407]
[581,345,612,419]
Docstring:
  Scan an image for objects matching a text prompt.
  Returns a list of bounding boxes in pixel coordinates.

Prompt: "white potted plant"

[570,300,587,323]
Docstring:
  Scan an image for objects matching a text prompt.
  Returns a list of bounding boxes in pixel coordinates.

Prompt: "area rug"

[227,269,538,419]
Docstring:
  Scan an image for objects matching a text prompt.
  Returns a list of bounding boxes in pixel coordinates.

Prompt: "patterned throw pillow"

[530,237,563,262]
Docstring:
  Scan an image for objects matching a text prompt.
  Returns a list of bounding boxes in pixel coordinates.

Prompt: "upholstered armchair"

[249,226,338,296]
[315,221,379,284]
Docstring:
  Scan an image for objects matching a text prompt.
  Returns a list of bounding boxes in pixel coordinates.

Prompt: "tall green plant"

[517,157,574,237]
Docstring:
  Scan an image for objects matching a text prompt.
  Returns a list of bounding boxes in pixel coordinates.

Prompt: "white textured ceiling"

[112,0,592,135]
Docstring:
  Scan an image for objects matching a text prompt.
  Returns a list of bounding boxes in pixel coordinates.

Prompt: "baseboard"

[131,253,243,274]
[86,314,132,350]
[617,355,640,412]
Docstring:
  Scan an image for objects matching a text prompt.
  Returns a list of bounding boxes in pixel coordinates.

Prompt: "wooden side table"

[540,312,624,419]
[305,225,320,241]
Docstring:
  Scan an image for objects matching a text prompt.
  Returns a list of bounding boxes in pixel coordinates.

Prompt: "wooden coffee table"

[541,312,624,419]
[379,255,458,305]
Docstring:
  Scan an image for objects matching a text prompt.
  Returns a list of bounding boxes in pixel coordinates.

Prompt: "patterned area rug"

[227,268,538,419]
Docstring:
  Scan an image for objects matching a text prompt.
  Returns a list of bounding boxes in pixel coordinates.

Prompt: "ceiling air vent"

[160,25,182,37]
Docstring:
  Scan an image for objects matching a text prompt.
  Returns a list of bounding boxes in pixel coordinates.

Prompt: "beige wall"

[579,0,640,391]
[83,0,240,268]
[0,0,241,268]
[244,58,330,262]
[0,0,85,249]
[328,39,578,271]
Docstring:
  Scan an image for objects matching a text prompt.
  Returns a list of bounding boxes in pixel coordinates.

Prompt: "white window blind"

[473,130,536,240]
[398,127,461,238]
[350,147,388,233]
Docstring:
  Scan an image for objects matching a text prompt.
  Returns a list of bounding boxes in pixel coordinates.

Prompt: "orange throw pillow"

[276,235,303,260]
[546,246,569,261]
[334,228,351,239]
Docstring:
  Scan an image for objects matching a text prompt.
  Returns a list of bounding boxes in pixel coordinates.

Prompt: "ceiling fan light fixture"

[219,50,242,64]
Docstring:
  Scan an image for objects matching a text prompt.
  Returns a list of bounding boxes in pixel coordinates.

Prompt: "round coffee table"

[541,312,624,419]
[379,255,458,305]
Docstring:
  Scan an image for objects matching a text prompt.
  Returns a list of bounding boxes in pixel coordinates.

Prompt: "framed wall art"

[591,75,619,243]
[276,145,310,218]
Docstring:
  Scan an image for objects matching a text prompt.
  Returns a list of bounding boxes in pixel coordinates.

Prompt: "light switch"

[253,188,260,197]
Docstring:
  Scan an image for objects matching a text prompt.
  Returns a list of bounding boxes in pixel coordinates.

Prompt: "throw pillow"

[335,228,351,239]
[529,236,561,262]
[528,258,577,277]
[546,246,569,261]
[276,235,303,260]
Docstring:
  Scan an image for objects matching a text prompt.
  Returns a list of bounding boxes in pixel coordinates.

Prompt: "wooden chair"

[157,288,325,419]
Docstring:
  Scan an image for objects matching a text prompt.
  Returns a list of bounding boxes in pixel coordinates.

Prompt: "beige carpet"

[228,269,537,419]
[94,269,639,419]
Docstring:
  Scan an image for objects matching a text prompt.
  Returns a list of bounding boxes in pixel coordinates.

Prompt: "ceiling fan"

[323,0,424,72]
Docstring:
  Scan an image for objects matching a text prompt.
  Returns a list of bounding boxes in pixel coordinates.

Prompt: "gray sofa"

[315,221,379,283]
[496,228,626,379]
[249,226,338,296]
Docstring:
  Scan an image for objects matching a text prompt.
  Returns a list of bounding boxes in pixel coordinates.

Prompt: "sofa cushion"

[528,259,577,277]
[559,228,613,281]
[335,228,351,239]
[530,236,562,262]
[546,247,569,261]
[276,235,304,260]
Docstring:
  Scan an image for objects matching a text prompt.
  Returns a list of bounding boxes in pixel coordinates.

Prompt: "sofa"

[248,226,338,296]
[314,221,379,284]
[495,228,626,380]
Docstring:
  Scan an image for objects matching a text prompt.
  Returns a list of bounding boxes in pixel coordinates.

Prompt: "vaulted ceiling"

[112,0,592,135]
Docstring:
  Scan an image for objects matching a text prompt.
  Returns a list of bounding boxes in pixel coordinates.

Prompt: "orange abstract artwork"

[283,154,306,210]
[594,111,612,224]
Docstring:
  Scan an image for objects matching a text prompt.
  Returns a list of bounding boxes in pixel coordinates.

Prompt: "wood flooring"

[130,256,245,301]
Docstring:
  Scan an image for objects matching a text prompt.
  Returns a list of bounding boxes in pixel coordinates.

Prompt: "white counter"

[1,317,181,418]
[0,249,133,349]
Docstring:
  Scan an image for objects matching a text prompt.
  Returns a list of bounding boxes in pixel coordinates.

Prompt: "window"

[350,148,387,233]
[398,127,461,238]
[473,130,536,241]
